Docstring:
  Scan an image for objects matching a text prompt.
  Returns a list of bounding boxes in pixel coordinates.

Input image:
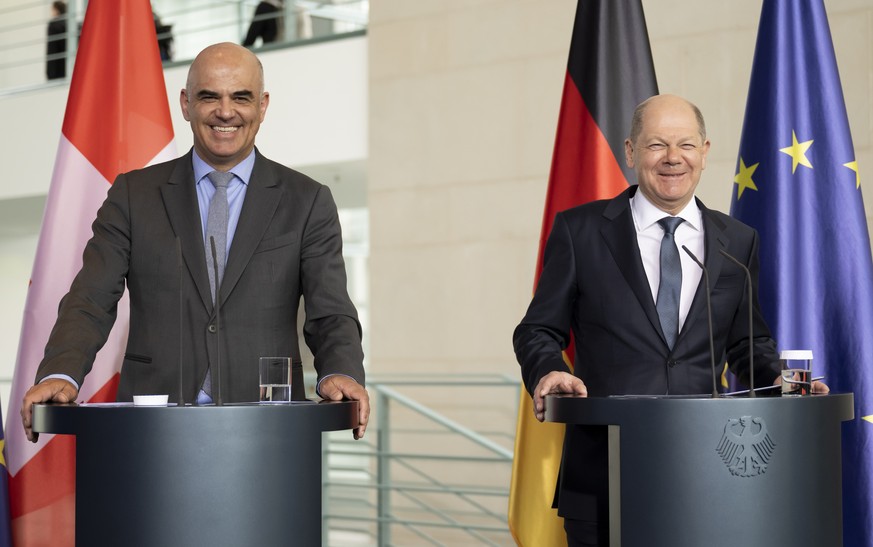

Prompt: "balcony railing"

[322,374,520,546]
[0,0,368,94]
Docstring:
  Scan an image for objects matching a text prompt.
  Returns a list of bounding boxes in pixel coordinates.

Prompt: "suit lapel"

[677,199,730,345]
[600,188,665,339]
[700,204,730,282]
[161,152,214,311]
[601,191,734,350]
[221,151,281,304]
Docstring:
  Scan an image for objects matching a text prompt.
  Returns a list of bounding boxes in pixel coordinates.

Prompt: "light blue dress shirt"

[193,150,254,404]
[192,149,254,254]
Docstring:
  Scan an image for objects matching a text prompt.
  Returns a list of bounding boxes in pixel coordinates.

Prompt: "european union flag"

[731,1,873,544]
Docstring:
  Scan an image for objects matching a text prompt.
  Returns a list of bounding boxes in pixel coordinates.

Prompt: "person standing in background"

[153,11,174,61]
[46,1,67,80]
[242,0,284,48]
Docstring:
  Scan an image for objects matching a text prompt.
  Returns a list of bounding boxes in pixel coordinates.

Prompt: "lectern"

[33,401,359,547]
[545,394,853,547]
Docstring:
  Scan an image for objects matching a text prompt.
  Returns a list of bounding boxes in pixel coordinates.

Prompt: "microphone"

[209,236,223,406]
[719,249,755,397]
[681,246,719,398]
[177,237,185,407]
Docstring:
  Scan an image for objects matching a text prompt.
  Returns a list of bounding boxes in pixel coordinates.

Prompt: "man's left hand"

[320,375,370,440]
[772,375,830,394]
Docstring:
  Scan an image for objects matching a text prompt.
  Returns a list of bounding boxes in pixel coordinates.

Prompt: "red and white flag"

[5,1,174,543]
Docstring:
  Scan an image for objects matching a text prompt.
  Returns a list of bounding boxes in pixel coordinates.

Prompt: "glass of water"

[259,357,292,403]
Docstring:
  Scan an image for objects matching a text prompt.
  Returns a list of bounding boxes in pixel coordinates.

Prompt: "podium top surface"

[33,399,360,435]
[544,392,854,425]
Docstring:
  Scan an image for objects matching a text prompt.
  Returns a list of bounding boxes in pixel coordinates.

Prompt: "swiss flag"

[5,1,175,544]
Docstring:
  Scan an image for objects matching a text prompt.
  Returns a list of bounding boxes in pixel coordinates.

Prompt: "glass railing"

[0,0,368,94]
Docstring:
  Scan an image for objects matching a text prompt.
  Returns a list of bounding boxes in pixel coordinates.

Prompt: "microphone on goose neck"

[177,237,185,407]
[210,236,224,406]
[681,245,719,398]
[719,249,755,397]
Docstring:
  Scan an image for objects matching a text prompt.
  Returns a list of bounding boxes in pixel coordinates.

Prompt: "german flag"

[508,1,657,544]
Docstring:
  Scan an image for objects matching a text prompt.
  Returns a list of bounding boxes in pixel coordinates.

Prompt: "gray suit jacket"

[37,149,364,402]
[513,185,780,523]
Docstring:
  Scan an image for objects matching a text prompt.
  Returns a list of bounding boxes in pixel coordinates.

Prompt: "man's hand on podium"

[319,375,370,440]
[771,374,831,394]
[21,378,79,443]
[533,371,588,422]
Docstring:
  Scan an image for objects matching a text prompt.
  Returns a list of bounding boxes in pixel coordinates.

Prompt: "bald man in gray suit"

[22,42,369,441]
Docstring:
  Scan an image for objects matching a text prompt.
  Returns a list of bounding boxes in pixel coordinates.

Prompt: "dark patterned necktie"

[656,216,685,349]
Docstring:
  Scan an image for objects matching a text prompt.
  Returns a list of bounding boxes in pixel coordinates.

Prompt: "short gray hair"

[628,95,706,143]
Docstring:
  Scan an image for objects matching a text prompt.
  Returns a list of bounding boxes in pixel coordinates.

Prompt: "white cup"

[133,394,169,406]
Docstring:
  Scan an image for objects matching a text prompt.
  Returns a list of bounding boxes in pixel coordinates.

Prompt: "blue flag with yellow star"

[0,401,12,547]
[731,1,873,544]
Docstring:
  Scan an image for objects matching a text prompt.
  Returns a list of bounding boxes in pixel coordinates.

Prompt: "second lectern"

[546,393,853,547]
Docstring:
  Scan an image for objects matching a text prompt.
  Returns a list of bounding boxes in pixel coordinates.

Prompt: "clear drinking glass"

[259,357,292,402]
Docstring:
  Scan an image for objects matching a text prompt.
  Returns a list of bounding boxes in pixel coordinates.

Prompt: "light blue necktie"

[656,216,684,349]
[205,170,232,302]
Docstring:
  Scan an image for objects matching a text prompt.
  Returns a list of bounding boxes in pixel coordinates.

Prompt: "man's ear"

[259,91,270,122]
[700,139,711,170]
[180,89,191,121]
[624,139,635,168]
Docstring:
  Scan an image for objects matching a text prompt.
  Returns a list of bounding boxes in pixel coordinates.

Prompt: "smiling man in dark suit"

[22,42,368,441]
[513,94,828,546]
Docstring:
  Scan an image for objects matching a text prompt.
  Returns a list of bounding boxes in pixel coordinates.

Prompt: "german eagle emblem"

[716,416,775,477]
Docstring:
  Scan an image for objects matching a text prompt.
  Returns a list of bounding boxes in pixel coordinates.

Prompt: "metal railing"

[0,0,368,94]
[322,374,520,546]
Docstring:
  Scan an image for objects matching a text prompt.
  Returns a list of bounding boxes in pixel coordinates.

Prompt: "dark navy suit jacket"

[513,185,780,523]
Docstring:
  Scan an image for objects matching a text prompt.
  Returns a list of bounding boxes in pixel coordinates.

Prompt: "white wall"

[1,36,367,201]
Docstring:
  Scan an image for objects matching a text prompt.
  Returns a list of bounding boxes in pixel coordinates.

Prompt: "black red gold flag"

[509,1,657,543]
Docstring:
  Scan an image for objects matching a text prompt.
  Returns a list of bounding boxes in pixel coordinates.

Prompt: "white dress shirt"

[630,191,705,334]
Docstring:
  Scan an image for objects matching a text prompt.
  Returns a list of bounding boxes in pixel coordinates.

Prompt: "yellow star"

[844,160,860,189]
[779,130,814,173]
[864,415,873,424]
[0,438,5,468]
[734,158,760,200]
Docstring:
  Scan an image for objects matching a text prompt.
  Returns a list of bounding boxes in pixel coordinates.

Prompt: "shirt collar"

[192,149,256,186]
[630,186,703,232]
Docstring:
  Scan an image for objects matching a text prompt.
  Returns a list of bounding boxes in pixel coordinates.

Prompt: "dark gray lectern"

[32,401,359,547]
[545,394,854,547]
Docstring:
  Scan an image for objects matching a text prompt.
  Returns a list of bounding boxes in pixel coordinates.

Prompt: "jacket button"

[207,324,217,333]
[668,359,679,368]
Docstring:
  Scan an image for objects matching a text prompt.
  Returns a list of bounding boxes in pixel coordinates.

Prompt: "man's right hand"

[532,371,588,422]
[21,379,79,443]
